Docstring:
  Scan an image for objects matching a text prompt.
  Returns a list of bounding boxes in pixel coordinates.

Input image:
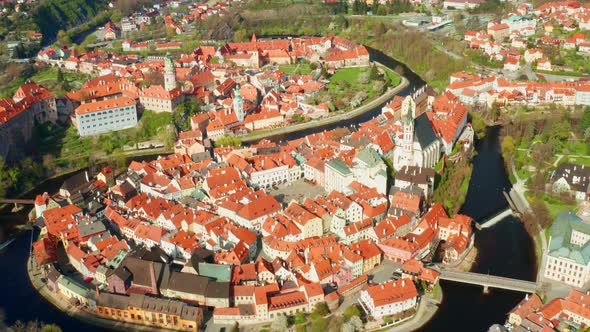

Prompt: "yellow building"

[95,292,203,332]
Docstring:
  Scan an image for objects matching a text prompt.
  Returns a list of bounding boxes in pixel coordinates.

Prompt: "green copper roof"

[58,275,89,297]
[548,212,590,265]
[107,249,128,269]
[327,160,351,176]
[165,53,174,71]
[504,15,532,22]
[355,147,382,168]
[293,153,307,165]
[198,262,231,282]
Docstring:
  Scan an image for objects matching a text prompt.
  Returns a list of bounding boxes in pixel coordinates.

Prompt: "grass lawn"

[539,194,577,219]
[525,192,576,220]
[33,110,172,170]
[306,65,399,112]
[3,66,90,97]
[434,157,444,172]
[35,124,95,168]
[382,66,402,87]
[559,140,589,155]
[279,63,314,75]
[514,149,532,179]
[328,67,364,88]
[563,155,590,166]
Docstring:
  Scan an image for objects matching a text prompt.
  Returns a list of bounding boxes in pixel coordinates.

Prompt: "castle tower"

[401,96,416,167]
[164,52,176,91]
[233,86,245,122]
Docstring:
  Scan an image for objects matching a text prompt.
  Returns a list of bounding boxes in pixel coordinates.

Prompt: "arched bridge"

[439,270,538,293]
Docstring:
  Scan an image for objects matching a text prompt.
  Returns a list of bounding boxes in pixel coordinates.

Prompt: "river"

[420,126,536,332]
[0,52,536,332]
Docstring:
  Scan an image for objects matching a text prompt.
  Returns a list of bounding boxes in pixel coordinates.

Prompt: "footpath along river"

[0,50,535,331]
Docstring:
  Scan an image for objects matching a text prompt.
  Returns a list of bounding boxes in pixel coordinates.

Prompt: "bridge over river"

[439,269,539,293]
[0,199,34,205]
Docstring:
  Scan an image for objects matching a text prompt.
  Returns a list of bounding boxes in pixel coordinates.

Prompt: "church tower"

[233,86,245,122]
[401,96,416,167]
[164,52,176,91]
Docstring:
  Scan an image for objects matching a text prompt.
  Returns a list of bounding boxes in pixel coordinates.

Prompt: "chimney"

[85,170,90,183]
[149,261,159,295]
[96,285,100,298]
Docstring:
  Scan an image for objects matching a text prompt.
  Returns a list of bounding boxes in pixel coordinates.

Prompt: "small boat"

[0,238,15,251]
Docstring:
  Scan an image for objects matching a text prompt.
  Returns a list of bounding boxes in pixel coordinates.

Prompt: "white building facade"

[74,97,137,136]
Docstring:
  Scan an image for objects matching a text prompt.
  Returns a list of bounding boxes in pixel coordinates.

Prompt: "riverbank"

[26,255,176,332]
[0,147,172,214]
[240,71,409,143]
[448,245,479,273]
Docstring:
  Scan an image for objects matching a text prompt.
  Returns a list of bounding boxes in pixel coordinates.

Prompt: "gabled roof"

[414,113,438,149]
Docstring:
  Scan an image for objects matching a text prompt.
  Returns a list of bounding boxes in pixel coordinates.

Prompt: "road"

[384,298,440,332]
[433,44,462,60]
[27,257,171,332]
[240,72,409,143]
[511,161,549,289]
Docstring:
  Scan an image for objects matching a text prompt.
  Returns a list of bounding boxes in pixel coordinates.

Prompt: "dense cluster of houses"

[26,35,370,141]
[30,82,476,327]
[444,71,590,107]
[116,1,234,36]
[506,289,590,331]
[464,1,590,74]
[97,0,236,40]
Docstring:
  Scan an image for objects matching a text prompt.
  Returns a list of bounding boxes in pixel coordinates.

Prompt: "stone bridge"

[439,269,538,293]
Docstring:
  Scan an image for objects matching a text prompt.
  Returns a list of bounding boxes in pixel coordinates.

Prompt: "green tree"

[543,120,571,144]
[501,135,516,166]
[56,69,64,83]
[294,312,307,324]
[383,157,396,178]
[271,314,288,332]
[343,305,361,321]
[369,64,380,81]
[531,199,552,229]
[310,316,327,332]
[333,15,348,29]
[581,107,590,132]
[312,302,330,318]
[470,112,487,139]
[214,136,242,147]
[327,315,343,332]
[234,29,249,41]
[41,324,63,332]
[0,157,8,199]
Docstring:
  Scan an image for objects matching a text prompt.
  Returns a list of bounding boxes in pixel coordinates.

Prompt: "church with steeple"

[138,52,184,113]
[392,96,441,171]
